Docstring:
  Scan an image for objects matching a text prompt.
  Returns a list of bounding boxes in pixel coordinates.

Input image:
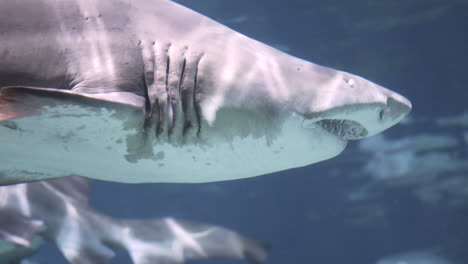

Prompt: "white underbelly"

[0,104,346,183]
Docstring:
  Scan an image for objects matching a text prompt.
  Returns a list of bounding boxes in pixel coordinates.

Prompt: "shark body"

[0,0,411,184]
[0,176,270,264]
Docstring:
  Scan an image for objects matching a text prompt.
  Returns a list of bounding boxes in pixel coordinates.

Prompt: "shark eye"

[347,78,356,88]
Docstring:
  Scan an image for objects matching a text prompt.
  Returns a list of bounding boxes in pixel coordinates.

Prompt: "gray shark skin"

[0,0,411,184]
[0,176,270,264]
[377,251,454,264]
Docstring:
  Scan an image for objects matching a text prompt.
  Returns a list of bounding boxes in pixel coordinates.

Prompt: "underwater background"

[30,0,468,263]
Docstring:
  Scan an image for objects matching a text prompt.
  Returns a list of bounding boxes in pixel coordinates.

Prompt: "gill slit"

[165,52,171,133]
[193,66,201,136]
[178,58,188,135]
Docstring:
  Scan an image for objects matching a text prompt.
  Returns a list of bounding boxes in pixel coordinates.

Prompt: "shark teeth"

[316,119,368,140]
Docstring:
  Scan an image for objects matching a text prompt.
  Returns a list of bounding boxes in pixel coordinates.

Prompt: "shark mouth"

[316,119,368,140]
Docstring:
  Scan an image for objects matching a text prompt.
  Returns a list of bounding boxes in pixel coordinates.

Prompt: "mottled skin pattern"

[0,0,411,183]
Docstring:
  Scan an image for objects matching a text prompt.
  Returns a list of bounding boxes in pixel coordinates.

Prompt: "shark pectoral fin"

[0,87,47,121]
[0,86,145,121]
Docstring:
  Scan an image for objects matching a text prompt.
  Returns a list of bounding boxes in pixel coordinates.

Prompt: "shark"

[377,250,455,264]
[0,176,270,264]
[0,0,412,184]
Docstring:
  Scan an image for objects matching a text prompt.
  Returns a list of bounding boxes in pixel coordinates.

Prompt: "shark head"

[182,32,412,182]
[298,69,412,140]
[191,23,411,141]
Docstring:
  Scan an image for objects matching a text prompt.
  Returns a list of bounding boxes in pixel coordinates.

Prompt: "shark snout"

[381,95,412,122]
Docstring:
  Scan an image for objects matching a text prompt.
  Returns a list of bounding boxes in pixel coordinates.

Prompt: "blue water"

[30,0,468,263]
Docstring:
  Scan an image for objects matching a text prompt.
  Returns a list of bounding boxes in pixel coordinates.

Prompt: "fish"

[0,176,270,264]
[0,0,412,184]
[377,250,454,264]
